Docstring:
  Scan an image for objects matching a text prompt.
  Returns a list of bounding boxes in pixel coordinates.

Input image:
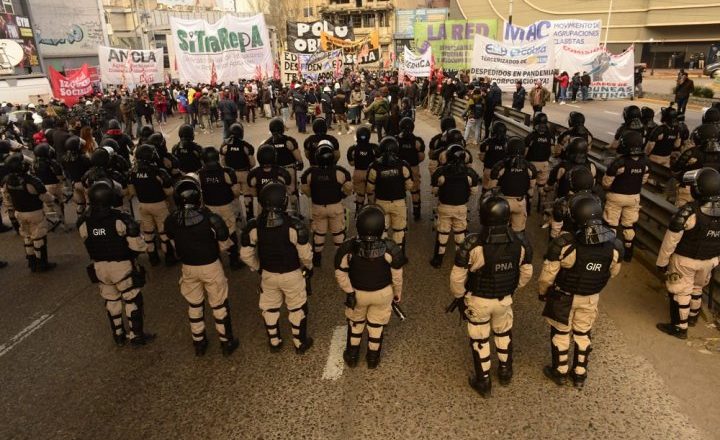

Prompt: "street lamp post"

[650,38,656,76]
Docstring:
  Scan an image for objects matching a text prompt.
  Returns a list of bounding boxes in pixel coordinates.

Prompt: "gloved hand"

[345,292,357,309]
[303,267,313,278]
[657,265,668,274]
[295,160,304,171]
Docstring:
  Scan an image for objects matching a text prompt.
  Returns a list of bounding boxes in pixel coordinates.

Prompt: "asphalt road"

[0,105,718,439]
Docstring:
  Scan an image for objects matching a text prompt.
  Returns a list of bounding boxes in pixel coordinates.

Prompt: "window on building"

[338,15,349,26]
[362,13,375,28]
[303,7,313,17]
[351,14,362,28]
[378,12,388,27]
[2,0,14,14]
[331,0,350,4]
[355,0,362,7]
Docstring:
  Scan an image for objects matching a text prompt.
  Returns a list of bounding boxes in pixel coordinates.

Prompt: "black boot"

[429,238,443,268]
[366,348,381,369]
[469,345,491,397]
[570,344,587,389]
[343,325,360,367]
[656,323,688,339]
[668,294,681,325]
[312,251,322,268]
[148,249,161,267]
[688,314,699,327]
[623,240,634,262]
[194,335,209,357]
[26,255,37,272]
[107,311,126,347]
[497,333,513,386]
[128,293,156,346]
[164,241,179,266]
[229,234,244,270]
[544,342,567,386]
[220,308,239,356]
[295,313,313,354]
[36,243,56,272]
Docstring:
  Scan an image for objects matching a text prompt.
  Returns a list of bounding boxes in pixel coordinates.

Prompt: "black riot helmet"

[619,130,644,156]
[99,137,120,153]
[491,121,507,139]
[479,194,512,244]
[356,204,385,240]
[356,126,371,144]
[178,124,195,141]
[174,176,202,208]
[312,118,327,135]
[4,152,25,173]
[567,166,595,194]
[533,113,549,135]
[569,194,615,245]
[444,128,466,147]
[640,106,655,124]
[440,116,456,133]
[399,117,414,134]
[566,138,589,165]
[229,123,244,139]
[65,135,82,153]
[379,136,400,161]
[315,144,335,168]
[702,107,720,125]
[201,146,221,166]
[660,107,678,126]
[135,144,159,163]
[91,148,111,168]
[88,179,115,213]
[148,132,167,153]
[0,139,11,160]
[107,119,121,130]
[259,181,288,211]
[691,124,720,153]
[139,125,154,140]
[257,144,277,166]
[568,111,585,128]
[269,117,285,135]
[623,105,643,130]
[33,143,52,158]
[506,136,525,157]
[685,168,720,205]
[446,144,466,166]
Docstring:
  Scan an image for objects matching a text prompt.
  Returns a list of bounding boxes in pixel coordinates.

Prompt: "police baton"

[302,267,312,296]
[391,301,406,321]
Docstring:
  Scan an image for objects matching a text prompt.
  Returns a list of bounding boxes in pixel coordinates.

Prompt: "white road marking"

[0,314,53,358]
[321,325,346,380]
[604,111,621,116]
[607,131,616,136]
[566,104,581,108]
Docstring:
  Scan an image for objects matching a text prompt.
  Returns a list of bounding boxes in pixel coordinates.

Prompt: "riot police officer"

[82,148,127,209]
[645,106,681,168]
[347,126,378,214]
[602,131,650,262]
[247,144,292,202]
[334,204,407,368]
[198,146,243,269]
[262,118,303,212]
[148,132,181,181]
[301,145,353,267]
[450,195,533,397]
[78,180,154,347]
[430,144,480,268]
[435,128,469,171]
[525,113,555,212]
[172,124,203,174]
[428,117,458,175]
[479,121,508,192]
[99,139,131,176]
[127,144,177,266]
[398,117,426,220]
[103,119,134,161]
[366,137,413,250]
[539,195,623,388]
[303,118,340,167]
[489,136,537,236]
[610,105,644,150]
[60,136,92,217]
[0,140,14,234]
[164,177,239,357]
[550,167,600,239]
[656,168,720,338]
[548,138,598,199]
[240,183,314,353]
[138,125,154,146]
[2,153,57,272]
[556,111,593,156]
[640,106,658,139]
[32,143,65,227]
[672,124,720,207]
[220,123,256,220]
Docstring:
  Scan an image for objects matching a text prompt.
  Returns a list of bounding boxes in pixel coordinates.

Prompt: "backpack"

[472,99,484,119]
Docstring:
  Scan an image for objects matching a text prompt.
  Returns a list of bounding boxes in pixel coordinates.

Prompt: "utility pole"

[603,0,613,48]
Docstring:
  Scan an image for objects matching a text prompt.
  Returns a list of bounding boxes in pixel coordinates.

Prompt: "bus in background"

[703,43,720,79]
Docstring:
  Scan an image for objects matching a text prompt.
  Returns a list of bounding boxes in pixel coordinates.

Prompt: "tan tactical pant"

[603,192,640,242]
[531,161,550,186]
[346,285,393,351]
[260,269,308,349]
[138,201,170,253]
[376,199,407,245]
[504,196,527,232]
[207,203,236,234]
[649,154,671,168]
[353,169,368,197]
[16,209,47,258]
[180,260,231,342]
[311,203,345,253]
[546,293,599,376]
[410,166,421,203]
[72,181,87,215]
[94,260,140,339]
[464,295,513,377]
[666,254,719,329]
[675,186,693,208]
[436,203,467,255]
[482,168,493,190]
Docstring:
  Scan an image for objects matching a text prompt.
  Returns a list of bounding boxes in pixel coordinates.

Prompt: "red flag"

[273,62,281,81]
[47,65,93,106]
[210,61,217,86]
[297,57,303,81]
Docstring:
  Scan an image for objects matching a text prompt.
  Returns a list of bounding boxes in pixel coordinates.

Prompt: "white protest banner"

[401,46,432,78]
[470,34,555,92]
[503,19,601,48]
[280,50,344,84]
[99,46,163,85]
[556,45,635,99]
[170,14,273,83]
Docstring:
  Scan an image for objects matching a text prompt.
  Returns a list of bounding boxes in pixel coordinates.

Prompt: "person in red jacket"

[554,71,570,105]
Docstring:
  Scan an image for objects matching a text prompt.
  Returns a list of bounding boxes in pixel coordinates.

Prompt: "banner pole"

[603,0,613,48]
